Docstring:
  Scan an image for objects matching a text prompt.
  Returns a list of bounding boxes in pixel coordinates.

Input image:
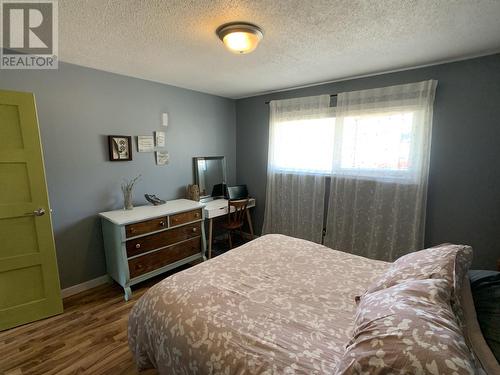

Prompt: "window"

[271,116,335,173]
[334,111,418,180]
[271,109,422,181]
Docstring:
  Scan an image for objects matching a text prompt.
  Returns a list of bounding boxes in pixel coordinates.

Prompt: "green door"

[0,89,63,331]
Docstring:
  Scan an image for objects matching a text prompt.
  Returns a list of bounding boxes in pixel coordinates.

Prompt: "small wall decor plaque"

[155,131,166,147]
[137,135,154,152]
[108,135,132,161]
[156,151,169,165]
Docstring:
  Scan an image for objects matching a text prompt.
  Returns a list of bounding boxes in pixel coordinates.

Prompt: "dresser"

[99,199,206,300]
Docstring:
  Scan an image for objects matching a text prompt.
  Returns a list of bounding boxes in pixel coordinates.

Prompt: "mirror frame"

[193,156,227,201]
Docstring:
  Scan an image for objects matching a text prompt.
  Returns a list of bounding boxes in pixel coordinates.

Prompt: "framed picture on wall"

[137,135,154,152]
[108,135,132,161]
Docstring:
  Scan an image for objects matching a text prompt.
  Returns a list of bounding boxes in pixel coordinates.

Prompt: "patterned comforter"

[128,234,390,374]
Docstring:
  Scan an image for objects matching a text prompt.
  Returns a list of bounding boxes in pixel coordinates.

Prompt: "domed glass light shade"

[216,23,263,54]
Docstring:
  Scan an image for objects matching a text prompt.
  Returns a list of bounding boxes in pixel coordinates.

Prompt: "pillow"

[460,273,500,373]
[469,270,500,364]
[366,244,473,302]
[336,279,478,375]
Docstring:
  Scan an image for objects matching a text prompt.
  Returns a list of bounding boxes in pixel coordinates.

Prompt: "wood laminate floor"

[0,279,161,375]
[0,234,252,375]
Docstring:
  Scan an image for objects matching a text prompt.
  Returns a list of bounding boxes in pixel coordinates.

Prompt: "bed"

[128,234,497,374]
[128,234,389,373]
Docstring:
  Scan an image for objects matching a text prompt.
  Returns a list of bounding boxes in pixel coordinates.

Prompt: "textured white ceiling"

[60,0,500,99]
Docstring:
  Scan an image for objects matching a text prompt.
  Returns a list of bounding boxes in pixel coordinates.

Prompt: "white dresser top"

[99,199,205,225]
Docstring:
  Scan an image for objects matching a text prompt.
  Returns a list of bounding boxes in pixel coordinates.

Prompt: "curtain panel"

[262,95,332,243]
[324,80,438,260]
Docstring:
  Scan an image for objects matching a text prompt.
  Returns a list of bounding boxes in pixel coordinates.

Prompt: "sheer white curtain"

[324,80,438,260]
[262,95,333,243]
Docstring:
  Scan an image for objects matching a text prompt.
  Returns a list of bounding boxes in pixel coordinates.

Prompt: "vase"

[123,189,133,210]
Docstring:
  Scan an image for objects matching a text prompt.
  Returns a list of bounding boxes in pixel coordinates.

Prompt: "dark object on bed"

[469,270,500,362]
[227,185,248,200]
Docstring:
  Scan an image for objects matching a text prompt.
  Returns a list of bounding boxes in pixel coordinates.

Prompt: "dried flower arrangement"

[121,175,141,210]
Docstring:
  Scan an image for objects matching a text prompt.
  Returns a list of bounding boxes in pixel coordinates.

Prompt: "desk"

[203,198,256,259]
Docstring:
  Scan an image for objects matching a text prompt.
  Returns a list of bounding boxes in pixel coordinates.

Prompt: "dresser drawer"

[169,209,202,227]
[128,237,200,278]
[125,217,167,238]
[126,222,201,257]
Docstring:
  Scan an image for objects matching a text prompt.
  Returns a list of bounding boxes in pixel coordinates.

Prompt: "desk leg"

[246,210,255,239]
[208,218,213,259]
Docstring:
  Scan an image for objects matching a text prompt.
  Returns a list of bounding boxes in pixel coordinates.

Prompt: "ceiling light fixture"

[216,22,263,54]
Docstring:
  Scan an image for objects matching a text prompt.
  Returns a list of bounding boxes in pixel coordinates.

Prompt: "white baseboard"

[61,274,111,299]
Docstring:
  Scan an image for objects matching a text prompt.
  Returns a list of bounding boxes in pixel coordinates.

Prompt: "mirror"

[193,156,227,201]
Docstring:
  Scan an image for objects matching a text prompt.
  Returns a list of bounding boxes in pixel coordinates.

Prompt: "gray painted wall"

[1,62,236,288]
[1,53,498,288]
[236,53,500,270]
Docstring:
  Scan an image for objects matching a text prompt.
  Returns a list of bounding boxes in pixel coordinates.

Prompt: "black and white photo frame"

[108,135,132,161]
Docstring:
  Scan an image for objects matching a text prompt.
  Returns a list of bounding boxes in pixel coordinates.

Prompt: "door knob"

[28,208,46,217]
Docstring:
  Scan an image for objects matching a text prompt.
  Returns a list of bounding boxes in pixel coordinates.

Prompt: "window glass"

[339,112,414,172]
[272,117,335,173]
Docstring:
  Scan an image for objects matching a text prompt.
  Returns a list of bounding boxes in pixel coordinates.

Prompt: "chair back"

[227,199,249,229]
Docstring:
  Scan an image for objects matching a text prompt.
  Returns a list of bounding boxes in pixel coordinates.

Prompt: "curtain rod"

[264,94,337,105]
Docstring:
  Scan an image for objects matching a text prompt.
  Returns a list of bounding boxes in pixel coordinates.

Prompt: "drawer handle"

[195,212,200,218]
[192,227,198,233]
[130,228,135,233]
[135,243,141,249]
[159,221,165,227]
